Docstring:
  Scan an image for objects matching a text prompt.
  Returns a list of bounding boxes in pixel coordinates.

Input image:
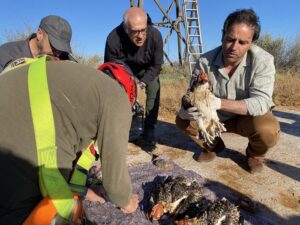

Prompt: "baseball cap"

[39,15,72,53]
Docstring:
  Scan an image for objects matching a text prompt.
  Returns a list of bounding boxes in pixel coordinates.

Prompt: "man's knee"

[253,112,280,148]
[146,77,160,98]
[247,112,280,156]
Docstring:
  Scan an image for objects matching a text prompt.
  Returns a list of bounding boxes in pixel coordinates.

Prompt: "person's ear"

[36,28,44,41]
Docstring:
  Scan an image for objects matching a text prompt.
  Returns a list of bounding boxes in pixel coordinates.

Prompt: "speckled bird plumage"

[149,176,203,220]
[183,70,226,145]
[176,197,242,225]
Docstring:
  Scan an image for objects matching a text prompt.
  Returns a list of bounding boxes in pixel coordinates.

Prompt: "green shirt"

[0,61,132,224]
[193,44,276,121]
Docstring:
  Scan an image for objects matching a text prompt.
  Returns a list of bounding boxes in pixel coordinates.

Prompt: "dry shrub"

[159,81,188,118]
[159,65,189,118]
[273,73,300,107]
[136,65,190,118]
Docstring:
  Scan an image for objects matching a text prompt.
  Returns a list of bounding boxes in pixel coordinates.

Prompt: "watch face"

[139,82,146,89]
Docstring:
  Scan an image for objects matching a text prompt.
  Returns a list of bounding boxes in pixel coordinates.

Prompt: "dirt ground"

[126,106,300,225]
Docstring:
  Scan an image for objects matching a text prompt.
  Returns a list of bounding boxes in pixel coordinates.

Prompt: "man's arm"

[199,47,275,117]
[140,29,164,85]
[104,33,120,63]
[244,56,276,116]
[95,77,137,210]
[217,64,275,116]
[140,64,162,84]
[220,99,248,115]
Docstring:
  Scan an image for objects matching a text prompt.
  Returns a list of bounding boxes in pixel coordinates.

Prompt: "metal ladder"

[182,0,204,76]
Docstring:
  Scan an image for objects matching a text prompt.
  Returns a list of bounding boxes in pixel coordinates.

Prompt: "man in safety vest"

[0,56,138,224]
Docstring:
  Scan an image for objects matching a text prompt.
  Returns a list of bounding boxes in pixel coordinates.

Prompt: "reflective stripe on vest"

[1,57,37,75]
[28,56,75,219]
[69,143,96,193]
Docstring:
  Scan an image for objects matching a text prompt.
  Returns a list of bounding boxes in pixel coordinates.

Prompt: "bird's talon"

[149,203,164,221]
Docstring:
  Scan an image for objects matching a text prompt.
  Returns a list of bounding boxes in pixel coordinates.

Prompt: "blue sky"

[0,0,299,61]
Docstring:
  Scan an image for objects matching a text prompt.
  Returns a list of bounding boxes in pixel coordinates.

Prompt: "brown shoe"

[204,137,225,153]
[196,151,216,162]
[247,156,264,173]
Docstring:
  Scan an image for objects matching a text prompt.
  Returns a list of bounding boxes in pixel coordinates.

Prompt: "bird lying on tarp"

[175,197,242,225]
[149,176,202,221]
[181,70,226,145]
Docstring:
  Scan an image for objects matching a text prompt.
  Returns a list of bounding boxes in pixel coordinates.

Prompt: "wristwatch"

[139,81,146,89]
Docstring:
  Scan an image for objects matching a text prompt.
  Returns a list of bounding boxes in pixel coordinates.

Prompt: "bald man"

[104,7,163,150]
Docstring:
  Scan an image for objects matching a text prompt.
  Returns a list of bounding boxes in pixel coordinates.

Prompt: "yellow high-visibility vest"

[27,56,96,220]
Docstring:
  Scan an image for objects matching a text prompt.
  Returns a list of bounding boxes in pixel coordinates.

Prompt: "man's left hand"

[139,81,146,89]
[210,94,221,110]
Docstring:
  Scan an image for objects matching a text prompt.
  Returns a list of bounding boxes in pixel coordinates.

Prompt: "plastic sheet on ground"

[83,154,275,225]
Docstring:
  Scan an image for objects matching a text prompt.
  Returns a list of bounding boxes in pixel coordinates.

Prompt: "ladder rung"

[185,0,197,2]
[188,34,201,37]
[186,17,198,20]
[187,26,199,28]
[186,8,197,11]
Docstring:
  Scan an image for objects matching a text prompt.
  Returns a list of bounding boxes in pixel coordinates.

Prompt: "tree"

[256,34,285,71]
[284,37,300,73]
[256,34,300,74]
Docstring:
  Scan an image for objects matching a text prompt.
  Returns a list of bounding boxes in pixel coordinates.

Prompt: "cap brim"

[48,34,72,53]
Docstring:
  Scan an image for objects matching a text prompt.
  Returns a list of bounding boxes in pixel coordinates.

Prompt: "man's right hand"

[178,106,203,121]
[121,194,139,214]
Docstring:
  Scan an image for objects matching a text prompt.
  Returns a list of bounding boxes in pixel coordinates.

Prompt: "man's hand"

[178,106,203,121]
[121,194,139,214]
[210,94,221,110]
[138,81,146,90]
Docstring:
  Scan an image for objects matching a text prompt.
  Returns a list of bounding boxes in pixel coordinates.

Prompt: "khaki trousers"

[175,111,280,157]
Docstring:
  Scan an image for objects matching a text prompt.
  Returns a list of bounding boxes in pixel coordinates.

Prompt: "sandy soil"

[126,106,300,225]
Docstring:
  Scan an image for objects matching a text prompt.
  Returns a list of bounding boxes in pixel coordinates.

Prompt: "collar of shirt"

[214,48,250,79]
